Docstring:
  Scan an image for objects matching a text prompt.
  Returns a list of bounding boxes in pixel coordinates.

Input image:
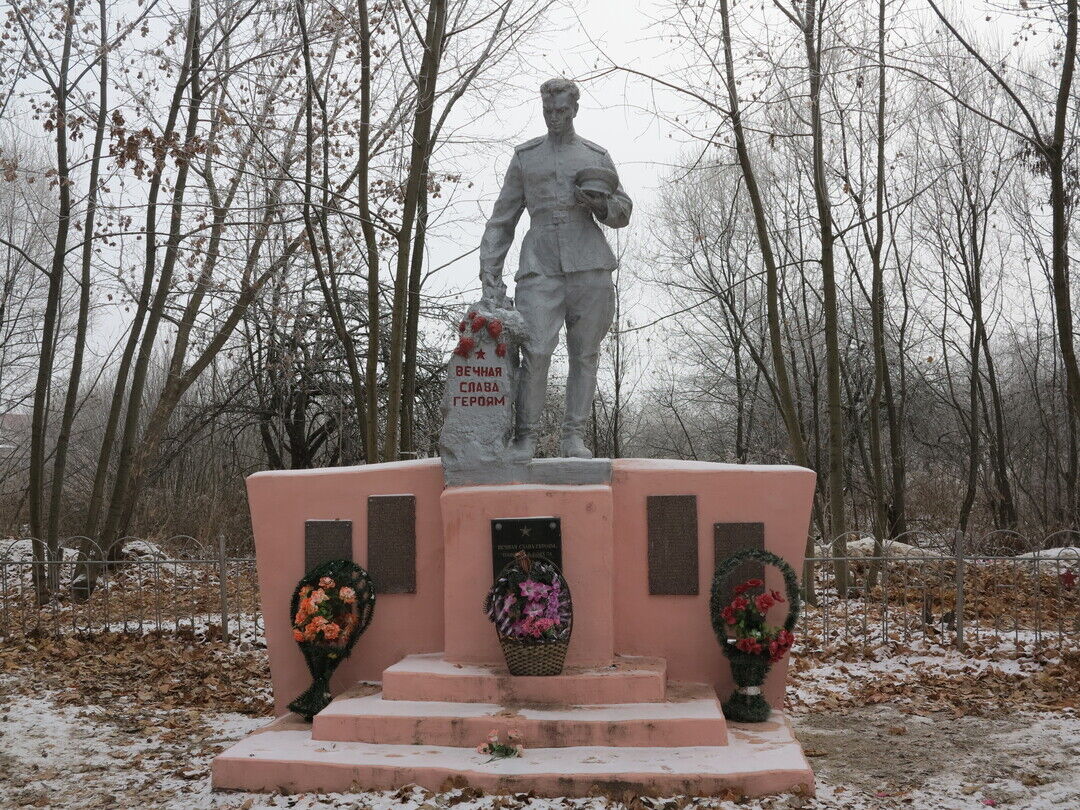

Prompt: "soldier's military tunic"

[479,132,633,442]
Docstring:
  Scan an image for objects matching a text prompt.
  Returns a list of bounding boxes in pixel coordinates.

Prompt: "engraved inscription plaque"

[647,494,699,595]
[713,522,765,606]
[368,494,417,594]
[491,517,562,576]
[304,520,353,572]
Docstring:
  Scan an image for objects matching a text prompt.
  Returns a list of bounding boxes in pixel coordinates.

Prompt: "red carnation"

[495,342,507,358]
[770,589,785,603]
[721,605,737,625]
[754,592,775,613]
[734,577,764,595]
[459,320,467,332]
[729,596,749,612]
[735,638,763,655]
[471,315,488,332]
[454,336,476,358]
[467,311,477,320]
[487,319,504,339]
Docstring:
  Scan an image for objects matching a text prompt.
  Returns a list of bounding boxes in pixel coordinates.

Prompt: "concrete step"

[311,682,727,748]
[381,653,667,705]
[212,713,814,799]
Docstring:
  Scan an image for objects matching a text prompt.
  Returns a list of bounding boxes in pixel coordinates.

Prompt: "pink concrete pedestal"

[442,485,614,667]
[214,458,817,799]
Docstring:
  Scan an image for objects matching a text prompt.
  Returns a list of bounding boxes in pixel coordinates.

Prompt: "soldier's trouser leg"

[513,273,567,439]
[562,270,615,440]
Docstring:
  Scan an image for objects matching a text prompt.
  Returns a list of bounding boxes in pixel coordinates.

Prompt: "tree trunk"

[383,0,447,461]
[800,0,847,594]
[26,0,76,602]
[46,0,108,583]
[358,0,381,462]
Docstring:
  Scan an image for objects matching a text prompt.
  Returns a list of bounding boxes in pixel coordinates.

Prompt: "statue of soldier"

[479,77,633,460]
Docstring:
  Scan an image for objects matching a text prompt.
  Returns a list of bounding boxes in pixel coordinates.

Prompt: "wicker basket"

[498,636,569,676]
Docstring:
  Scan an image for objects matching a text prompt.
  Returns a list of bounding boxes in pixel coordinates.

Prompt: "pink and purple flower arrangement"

[484,552,571,643]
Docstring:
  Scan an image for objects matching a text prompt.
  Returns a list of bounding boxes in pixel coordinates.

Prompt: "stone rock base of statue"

[439,301,527,484]
[212,458,817,799]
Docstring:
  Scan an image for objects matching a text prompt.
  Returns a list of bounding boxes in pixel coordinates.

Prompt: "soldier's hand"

[575,187,609,219]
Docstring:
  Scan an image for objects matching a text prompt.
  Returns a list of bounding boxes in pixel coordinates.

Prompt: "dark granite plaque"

[304,520,353,572]
[647,494,699,595]
[367,495,417,594]
[491,517,562,576]
[713,522,765,606]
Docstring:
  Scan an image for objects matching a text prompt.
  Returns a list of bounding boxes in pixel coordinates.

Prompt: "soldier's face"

[543,91,577,135]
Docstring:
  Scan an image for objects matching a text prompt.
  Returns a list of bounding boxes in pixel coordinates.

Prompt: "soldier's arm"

[597,149,632,229]
[479,152,526,298]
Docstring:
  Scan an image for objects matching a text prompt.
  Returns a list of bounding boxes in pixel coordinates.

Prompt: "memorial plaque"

[367,494,417,594]
[647,495,699,595]
[491,517,562,576]
[713,522,765,607]
[304,520,353,572]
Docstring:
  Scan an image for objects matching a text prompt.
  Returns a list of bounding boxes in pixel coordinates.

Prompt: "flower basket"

[498,636,569,676]
[484,551,572,676]
[710,549,801,723]
[287,559,376,720]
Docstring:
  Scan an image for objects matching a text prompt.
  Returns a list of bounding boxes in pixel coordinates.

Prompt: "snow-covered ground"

[1,688,1076,809]
[1,630,1077,810]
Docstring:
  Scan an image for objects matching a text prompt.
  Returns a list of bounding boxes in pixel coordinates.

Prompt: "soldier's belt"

[529,206,593,226]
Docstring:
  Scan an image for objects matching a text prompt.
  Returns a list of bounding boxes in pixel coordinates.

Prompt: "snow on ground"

[841,538,947,559]
[1014,547,1079,573]
[2,666,1078,809]
[787,637,1066,711]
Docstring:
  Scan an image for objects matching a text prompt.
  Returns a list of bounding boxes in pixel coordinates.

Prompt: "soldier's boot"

[560,432,593,459]
[510,431,537,461]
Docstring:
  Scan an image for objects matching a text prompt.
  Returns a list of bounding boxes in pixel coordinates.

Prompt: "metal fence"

[1,532,1077,651]
[0,535,262,644]
[804,531,1080,651]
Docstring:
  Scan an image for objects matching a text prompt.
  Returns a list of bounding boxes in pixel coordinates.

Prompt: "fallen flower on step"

[478,730,522,760]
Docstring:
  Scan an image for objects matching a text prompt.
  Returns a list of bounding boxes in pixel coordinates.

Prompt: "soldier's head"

[540,77,579,136]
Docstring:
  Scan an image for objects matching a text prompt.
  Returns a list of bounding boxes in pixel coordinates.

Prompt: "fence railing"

[0,535,262,644]
[804,532,1079,650]
[2,533,1077,651]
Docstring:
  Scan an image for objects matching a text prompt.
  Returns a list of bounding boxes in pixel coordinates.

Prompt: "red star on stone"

[1061,569,1077,590]
[474,348,486,359]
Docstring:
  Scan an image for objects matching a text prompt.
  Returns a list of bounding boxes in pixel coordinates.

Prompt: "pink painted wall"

[249,458,815,715]
[610,460,816,707]
[248,459,446,715]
